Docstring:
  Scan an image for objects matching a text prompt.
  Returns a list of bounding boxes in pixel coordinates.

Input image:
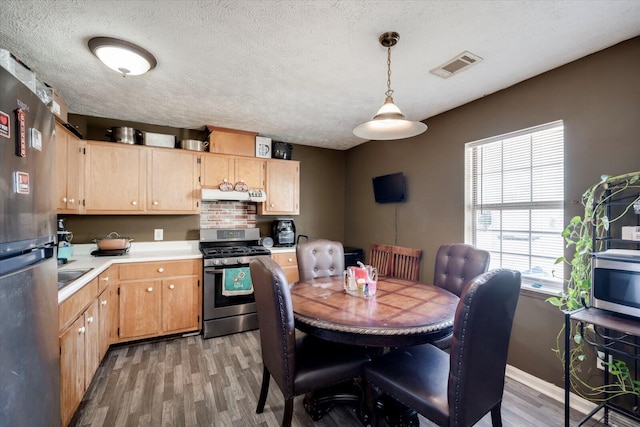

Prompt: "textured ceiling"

[1,0,639,150]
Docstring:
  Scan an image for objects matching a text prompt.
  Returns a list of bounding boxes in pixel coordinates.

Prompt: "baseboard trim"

[505,365,596,416]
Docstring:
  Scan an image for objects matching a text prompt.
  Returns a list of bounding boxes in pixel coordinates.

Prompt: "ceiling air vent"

[430,51,482,79]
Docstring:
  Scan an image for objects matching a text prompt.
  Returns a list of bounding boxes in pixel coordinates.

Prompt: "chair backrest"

[296,239,345,281]
[369,243,393,277]
[433,243,490,297]
[390,246,422,281]
[447,269,521,426]
[249,256,296,398]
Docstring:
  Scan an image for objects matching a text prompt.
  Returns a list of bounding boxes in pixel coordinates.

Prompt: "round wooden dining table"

[290,275,460,348]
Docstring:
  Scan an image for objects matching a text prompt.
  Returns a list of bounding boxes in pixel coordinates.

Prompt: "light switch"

[154,229,163,241]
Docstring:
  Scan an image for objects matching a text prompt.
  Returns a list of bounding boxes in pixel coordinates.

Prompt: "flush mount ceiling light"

[353,32,427,141]
[88,37,157,77]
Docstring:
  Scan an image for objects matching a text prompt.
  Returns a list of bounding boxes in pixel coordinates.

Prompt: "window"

[465,121,564,293]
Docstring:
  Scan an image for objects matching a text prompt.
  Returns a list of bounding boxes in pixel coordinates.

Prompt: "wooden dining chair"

[296,239,344,281]
[249,256,370,427]
[363,269,521,427]
[431,243,490,349]
[369,243,393,277]
[390,245,422,281]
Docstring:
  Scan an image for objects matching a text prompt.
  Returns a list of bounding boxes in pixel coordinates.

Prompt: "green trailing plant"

[547,171,640,401]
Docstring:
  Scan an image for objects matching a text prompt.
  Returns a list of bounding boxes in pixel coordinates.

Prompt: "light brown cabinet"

[272,251,299,284]
[59,279,100,427]
[201,152,265,190]
[84,141,146,214]
[147,148,200,212]
[260,159,300,215]
[55,123,84,214]
[117,260,201,342]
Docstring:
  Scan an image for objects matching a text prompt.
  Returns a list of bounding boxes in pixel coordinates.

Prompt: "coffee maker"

[272,218,296,247]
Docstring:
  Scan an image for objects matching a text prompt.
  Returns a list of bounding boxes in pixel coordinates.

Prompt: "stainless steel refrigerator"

[0,65,60,425]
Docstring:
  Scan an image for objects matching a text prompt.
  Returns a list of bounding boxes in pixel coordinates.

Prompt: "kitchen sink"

[58,269,93,290]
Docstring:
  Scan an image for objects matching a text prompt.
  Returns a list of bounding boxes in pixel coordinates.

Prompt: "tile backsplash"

[200,201,257,229]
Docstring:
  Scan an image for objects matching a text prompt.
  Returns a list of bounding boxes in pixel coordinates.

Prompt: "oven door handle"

[205,269,226,275]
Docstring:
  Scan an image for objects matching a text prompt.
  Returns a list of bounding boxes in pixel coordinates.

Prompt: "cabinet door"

[84,142,146,213]
[84,300,100,388]
[55,123,83,213]
[162,276,199,333]
[272,252,299,283]
[148,148,199,213]
[119,280,161,339]
[262,160,299,215]
[201,153,233,187]
[60,316,85,427]
[235,157,265,189]
[98,289,110,361]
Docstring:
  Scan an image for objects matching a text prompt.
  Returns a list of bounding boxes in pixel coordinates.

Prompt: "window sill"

[520,278,563,297]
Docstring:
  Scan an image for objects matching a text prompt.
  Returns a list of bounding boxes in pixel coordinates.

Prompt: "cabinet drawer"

[59,279,98,331]
[272,252,297,266]
[118,260,199,280]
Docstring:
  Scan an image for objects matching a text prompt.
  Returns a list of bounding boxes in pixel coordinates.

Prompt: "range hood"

[201,188,267,202]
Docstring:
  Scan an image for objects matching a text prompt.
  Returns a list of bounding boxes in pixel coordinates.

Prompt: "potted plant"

[548,171,640,401]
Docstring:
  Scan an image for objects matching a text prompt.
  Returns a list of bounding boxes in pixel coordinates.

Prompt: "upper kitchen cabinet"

[84,141,147,214]
[260,159,299,215]
[55,123,84,214]
[201,153,265,190]
[148,148,200,213]
[82,142,200,214]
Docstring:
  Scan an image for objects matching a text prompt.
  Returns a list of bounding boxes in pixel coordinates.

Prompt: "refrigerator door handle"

[0,246,53,277]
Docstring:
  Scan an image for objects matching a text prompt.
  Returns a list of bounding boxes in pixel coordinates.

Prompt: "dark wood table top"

[290,276,460,347]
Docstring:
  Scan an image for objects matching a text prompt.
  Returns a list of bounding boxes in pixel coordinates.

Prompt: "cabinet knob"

[62,197,68,203]
[131,200,138,206]
[288,258,293,263]
[153,200,159,206]
[79,326,86,334]
[101,300,107,306]
[147,287,153,292]
[270,203,275,207]
[101,276,109,282]
[68,198,75,204]
[158,267,164,273]
[87,316,94,323]
[169,284,175,290]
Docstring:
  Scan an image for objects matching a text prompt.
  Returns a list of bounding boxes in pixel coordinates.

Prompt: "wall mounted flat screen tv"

[372,172,406,203]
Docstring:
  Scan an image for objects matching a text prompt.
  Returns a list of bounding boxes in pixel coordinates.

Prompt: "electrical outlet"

[154,229,163,241]
[596,351,613,371]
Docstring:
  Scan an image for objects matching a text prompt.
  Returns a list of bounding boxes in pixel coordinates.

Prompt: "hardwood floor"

[71,330,633,426]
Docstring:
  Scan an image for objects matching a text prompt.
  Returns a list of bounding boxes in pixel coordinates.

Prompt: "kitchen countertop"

[268,246,296,253]
[58,240,201,304]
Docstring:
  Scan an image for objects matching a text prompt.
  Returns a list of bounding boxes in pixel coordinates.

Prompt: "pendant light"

[353,32,427,140]
[88,37,157,77]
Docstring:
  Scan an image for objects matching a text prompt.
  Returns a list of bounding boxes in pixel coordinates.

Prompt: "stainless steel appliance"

[0,65,60,425]
[272,218,295,247]
[592,249,640,318]
[200,228,271,338]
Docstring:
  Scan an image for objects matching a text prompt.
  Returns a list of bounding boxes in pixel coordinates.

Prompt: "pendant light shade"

[89,37,157,77]
[353,32,427,140]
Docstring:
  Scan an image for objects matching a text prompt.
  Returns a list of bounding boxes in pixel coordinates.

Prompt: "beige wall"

[344,37,640,386]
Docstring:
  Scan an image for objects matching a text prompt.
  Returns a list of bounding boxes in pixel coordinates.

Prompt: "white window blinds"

[465,121,564,291]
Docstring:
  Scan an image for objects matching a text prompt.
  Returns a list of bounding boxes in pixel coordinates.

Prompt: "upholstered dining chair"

[363,269,521,427]
[369,243,393,277]
[390,246,422,281]
[430,243,490,349]
[296,239,345,281]
[249,256,370,427]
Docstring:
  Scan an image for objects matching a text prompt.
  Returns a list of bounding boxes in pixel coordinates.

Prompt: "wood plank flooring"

[70,330,634,426]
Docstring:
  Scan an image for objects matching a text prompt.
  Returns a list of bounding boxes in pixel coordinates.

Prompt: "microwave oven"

[591,250,640,318]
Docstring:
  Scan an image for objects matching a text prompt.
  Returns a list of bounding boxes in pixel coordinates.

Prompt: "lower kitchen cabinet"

[59,280,100,427]
[117,260,201,342]
[272,251,299,283]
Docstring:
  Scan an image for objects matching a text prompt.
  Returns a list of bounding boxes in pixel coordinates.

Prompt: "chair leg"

[363,382,382,427]
[256,366,270,414]
[490,401,503,427]
[282,398,294,427]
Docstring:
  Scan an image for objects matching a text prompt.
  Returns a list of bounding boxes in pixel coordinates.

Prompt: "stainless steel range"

[200,228,271,338]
